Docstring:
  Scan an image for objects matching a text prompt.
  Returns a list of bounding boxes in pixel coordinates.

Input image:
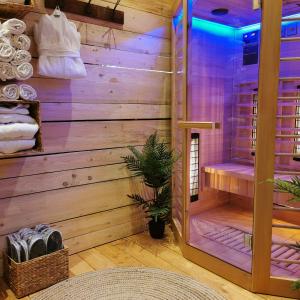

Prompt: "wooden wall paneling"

[0,148,136,179]
[0,0,172,274]
[29,33,171,72]
[41,103,171,121]
[0,164,130,199]
[27,1,172,38]
[0,205,146,256]
[0,177,145,236]
[41,120,169,154]
[28,60,171,104]
[24,13,171,56]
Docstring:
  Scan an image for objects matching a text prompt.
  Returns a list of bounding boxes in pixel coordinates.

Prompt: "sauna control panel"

[243,31,259,66]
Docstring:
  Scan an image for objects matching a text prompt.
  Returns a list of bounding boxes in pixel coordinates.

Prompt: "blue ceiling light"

[174,9,300,36]
[192,17,235,37]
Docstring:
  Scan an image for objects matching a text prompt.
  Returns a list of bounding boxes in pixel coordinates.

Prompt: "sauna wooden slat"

[280,57,300,62]
[272,224,300,230]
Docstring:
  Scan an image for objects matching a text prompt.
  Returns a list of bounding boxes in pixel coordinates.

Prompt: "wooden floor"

[0,229,295,300]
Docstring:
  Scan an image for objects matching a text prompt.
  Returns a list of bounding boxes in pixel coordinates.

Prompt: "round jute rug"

[31,267,226,300]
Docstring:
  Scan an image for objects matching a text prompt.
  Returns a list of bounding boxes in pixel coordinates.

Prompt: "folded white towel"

[2,19,26,35]
[19,84,37,101]
[11,34,31,51]
[0,104,29,115]
[1,84,19,100]
[0,123,39,140]
[0,114,36,124]
[0,62,15,81]
[0,43,16,63]
[11,50,31,66]
[14,62,33,80]
[0,139,35,154]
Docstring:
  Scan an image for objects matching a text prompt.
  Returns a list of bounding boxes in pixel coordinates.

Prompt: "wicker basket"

[0,1,36,19]
[4,247,69,298]
[0,99,43,157]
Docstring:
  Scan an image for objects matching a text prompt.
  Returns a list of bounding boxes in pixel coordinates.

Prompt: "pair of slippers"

[6,224,63,263]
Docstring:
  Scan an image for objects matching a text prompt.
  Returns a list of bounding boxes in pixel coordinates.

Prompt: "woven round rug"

[31,267,226,300]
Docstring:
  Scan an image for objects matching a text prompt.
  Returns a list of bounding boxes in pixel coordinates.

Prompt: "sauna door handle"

[177,121,220,129]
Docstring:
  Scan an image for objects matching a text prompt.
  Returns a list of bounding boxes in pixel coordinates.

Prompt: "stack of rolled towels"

[0,18,39,155]
[0,18,33,81]
[0,103,38,154]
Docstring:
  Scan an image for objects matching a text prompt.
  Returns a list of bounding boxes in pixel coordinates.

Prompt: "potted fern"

[122,132,177,239]
[272,176,300,290]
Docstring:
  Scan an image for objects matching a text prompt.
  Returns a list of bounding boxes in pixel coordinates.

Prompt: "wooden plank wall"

[0,0,174,274]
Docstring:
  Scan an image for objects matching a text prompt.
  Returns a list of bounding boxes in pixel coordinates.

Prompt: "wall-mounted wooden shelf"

[0,1,35,19]
[45,0,124,25]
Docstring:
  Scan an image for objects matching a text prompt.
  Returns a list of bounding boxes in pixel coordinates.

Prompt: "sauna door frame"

[171,0,299,298]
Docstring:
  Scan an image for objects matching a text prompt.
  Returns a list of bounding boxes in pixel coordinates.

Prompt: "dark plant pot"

[148,219,165,239]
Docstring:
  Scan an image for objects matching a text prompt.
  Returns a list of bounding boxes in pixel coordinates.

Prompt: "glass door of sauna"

[186,0,261,273]
[270,2,300,280]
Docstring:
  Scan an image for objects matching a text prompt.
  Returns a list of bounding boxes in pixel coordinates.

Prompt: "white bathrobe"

[34,12,87,79]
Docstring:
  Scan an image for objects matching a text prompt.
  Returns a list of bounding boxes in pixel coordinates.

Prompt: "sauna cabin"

[172,0,300,298]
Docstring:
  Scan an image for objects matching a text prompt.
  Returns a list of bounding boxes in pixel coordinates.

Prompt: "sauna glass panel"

[187,0,261,273]
[270,3,300,279]
[172,3,185,236]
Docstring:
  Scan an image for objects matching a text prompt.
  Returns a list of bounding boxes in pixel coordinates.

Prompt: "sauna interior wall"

[0,0,173,275]
[188,21,240,214]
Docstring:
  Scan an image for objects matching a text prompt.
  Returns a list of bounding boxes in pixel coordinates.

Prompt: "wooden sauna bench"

[203,163,292,200]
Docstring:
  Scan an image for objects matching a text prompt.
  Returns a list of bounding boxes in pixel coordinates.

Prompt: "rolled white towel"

[19,84,37,101]
[14,62,33,80]
[0,139,36,154]
[0,62,15,81]
[0,113,36,124]
[0,36,11,45]
[0,43,16,63]
[2,19,26,35]
[11,50,31,66]
[11,34,31,51]
[1,84,19,100]
[0,104,29,115]
[0,123,39,140]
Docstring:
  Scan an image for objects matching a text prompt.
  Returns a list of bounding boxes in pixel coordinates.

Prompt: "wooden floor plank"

[69,254,94,276]
[95,243,144,267]
[78,249,115,270]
